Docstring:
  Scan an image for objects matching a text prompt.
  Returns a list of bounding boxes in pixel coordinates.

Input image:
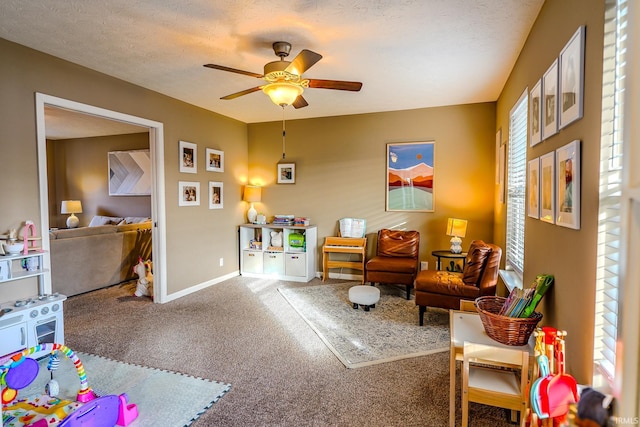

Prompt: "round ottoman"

[348,285,380,311]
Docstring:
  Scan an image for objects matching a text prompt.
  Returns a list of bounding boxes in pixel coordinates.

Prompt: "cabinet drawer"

[285,253,306,277]
[242,250,263,274]
[263,252,284,275]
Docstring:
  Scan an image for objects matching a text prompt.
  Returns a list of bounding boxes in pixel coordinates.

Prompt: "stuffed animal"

[133,257,154,297]
[270,231,283,247]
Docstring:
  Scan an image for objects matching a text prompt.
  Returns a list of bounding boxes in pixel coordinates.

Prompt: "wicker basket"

[474,296,543,346]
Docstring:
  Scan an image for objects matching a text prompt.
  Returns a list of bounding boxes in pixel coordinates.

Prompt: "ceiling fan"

[204,41,363,109]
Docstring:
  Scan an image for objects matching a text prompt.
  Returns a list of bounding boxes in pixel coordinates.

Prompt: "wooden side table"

[322,237,367,283]
[431,250,467,271]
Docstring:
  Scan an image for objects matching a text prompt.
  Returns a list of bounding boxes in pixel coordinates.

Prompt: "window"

[505,90,528,278]
[593,0,627,385]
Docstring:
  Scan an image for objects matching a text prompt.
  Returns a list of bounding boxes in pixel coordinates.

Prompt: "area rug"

[14,352,231,426]
[279,282,449,368]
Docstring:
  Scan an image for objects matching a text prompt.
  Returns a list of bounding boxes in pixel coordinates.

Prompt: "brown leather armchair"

[365,229,420,300]
[414,240,501,325]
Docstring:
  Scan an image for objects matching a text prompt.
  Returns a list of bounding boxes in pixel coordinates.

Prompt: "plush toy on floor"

[133,257,153,298]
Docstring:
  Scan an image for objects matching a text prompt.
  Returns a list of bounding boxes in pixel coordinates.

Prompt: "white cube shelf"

[239,224,317,282]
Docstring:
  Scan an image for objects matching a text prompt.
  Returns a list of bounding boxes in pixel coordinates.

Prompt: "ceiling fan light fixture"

[262,82,303,107]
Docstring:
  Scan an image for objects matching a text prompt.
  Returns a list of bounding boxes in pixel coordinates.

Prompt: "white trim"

[163,271,240,302]
[35,93,168,303]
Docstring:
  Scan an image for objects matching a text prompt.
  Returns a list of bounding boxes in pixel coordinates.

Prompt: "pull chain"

[281,106,286,160]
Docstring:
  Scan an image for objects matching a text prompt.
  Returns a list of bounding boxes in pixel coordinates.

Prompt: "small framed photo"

[559,26,585,129]
[542,59,559,140]
[178,181,200,206]
[530,79,542,146]
[528,157,540,219]
[556,140,581,229]
[206,148,224,173]
[179,141,197,174]
[209,181,223,209]
[540,151,555,224]
[277,163,296,184]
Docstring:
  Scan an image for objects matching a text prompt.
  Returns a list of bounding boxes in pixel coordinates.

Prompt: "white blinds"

[594,0,627,380]
[506,90,528,276]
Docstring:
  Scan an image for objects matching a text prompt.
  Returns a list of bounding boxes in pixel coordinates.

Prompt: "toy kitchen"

[1,223,66,360]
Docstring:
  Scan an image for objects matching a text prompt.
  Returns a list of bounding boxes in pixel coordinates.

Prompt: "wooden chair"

[462,341,529,427]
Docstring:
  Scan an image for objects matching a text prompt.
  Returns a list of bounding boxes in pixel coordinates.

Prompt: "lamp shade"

[446,218,467,238]
[262,82,303,107]
[61,200,83,214]
[243,186,262,203]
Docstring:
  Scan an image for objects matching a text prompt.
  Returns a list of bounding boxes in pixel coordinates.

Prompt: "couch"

[49,221,152,297]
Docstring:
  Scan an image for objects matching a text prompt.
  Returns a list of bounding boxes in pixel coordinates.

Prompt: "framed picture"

[528,158,540,219]
[542,59,559,140]
[386,141,434,212]
[208,181,223,209]
[530,79,542,146]
[205,148,224,172]
[277,163,296,184]
[556,140,581,229]
[540,151,555,224]
[179,140,197,174]
[559,26,586,129]
[108,149,151,196]
[178,181,200,206]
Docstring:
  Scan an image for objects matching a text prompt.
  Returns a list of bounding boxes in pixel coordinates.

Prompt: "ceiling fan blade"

[292,95,308,109]
[203,64,263,78]
[285,49,323,75]
[308,79,363,91]
[220,86,262,100]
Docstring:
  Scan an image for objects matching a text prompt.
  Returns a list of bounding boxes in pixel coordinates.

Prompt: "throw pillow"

[124,216,151,224]
[88,215,125,227]
[462,240,492,286]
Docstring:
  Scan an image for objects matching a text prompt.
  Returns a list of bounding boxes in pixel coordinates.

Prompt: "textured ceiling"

[0,0,543,125]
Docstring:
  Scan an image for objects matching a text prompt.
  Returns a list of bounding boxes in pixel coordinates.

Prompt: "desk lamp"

[61,200,83,228]
[243,186,262,223]
[446,218,467,254]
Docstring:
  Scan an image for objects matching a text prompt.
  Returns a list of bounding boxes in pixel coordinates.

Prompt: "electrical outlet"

[219,257,224,267]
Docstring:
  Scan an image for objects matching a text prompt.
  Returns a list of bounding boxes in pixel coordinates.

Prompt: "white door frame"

[35,93,168,303]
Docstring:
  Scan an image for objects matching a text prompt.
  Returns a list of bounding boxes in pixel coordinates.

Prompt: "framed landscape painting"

[386,141,434,212]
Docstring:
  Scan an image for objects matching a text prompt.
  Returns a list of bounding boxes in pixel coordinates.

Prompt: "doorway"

[35,93,167,303]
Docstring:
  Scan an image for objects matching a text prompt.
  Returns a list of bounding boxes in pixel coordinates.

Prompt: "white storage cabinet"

[239,224,317,282]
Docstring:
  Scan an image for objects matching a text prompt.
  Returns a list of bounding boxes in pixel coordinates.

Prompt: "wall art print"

[178,181,200,206]
[556,140,581,229]
[179,140,197,174]
[559,26,586,130]
[540,151,555,224]
[209,181,223,209]
[542,59,559,140]
[108,149,151,196]
[528,157,540,219]
[206,148,224,172]
[386,141,434,212]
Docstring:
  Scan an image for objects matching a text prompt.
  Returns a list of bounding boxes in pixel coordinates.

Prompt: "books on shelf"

[273,214,294,225]
[499,274,554,318]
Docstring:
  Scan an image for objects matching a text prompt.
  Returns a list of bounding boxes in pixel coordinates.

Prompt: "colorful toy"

[1,343,138,427]
[133,257,153,297]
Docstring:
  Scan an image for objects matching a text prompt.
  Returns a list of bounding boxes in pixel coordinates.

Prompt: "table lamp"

[61,200,83,228]
[243,185,261,223]
[446,218,467,254]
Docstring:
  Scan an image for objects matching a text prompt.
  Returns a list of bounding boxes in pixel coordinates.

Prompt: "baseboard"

[163,270,239,302]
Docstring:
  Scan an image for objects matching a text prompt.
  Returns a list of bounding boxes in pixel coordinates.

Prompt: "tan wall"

[248,103,497,267]
[0,37,248,299]
[495,0,605,383]
[48,133,151,228]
